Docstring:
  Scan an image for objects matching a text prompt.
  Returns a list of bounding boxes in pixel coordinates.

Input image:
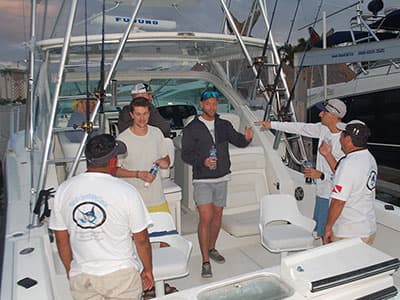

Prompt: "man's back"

[50,172,151,276]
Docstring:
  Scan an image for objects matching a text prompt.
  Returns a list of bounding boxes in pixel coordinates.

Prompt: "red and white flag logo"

[332,185,342,193]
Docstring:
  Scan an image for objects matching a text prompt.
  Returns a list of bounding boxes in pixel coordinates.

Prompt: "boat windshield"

[30,0,274,191]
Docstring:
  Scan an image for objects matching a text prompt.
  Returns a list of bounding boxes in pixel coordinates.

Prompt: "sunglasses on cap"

[201,91,219,100]
[323,100,341,115]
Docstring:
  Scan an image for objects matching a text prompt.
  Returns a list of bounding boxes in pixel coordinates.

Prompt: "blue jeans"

[313,196,329,237]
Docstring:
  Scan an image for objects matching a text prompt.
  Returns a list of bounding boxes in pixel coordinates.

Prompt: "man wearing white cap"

[323,120,377,245]
[257,98,347,239]
[118,82,171,137]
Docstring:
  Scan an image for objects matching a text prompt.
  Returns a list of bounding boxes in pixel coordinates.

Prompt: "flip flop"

[142,287,155,300]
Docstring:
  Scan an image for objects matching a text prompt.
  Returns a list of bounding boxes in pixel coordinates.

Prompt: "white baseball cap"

[315,98,347,118]
[336,120,371,147]
[131,83,152,94]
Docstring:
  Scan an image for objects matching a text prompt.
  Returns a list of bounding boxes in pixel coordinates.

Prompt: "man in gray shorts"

[182,90,253,278]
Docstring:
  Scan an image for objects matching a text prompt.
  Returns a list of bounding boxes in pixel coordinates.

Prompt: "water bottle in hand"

[209,144,217,170]
[144,162,160,188]
[303,160,313,184]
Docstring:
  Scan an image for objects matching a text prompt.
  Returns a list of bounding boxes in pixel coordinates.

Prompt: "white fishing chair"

[148,212,192,297]
[259,194,316,258]
[160,137,182,232]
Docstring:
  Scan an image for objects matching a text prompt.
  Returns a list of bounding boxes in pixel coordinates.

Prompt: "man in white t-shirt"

[49,134,153,300]
[116,97,171,212]
[257,98,347,239]
[323,120,377,245]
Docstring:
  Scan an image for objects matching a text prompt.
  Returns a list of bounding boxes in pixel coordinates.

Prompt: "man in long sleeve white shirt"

[258,99,347,239]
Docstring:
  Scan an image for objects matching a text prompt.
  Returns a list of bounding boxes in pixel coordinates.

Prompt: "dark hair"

[85,134,126,167]
[129,97,151,112]
[343,124,371,148]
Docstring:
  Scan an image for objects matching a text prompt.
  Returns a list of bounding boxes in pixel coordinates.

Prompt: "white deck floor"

[170,209,309,291]
[168,209,400,298]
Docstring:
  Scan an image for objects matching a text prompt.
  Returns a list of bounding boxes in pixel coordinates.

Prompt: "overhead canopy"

[313,31,397,48]
[370,8,400,30]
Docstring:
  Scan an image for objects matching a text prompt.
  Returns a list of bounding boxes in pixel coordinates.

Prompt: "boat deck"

[164,209,400,298]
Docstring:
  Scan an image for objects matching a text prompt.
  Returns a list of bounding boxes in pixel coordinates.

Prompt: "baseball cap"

[131,83,152,94]
[85,134,127,165]
[315,98,347,118]
[337,120,371,147]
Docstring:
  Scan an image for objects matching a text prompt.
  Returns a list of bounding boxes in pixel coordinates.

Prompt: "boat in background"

[1,0,400,299]
[296,1,400,205]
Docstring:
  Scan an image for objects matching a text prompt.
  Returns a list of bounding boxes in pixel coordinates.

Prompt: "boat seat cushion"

[222,209,259,237]
[262,224,314,252]
[152,247,188,281]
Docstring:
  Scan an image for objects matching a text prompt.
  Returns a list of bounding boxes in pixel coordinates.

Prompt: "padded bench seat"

[222,209,259,237]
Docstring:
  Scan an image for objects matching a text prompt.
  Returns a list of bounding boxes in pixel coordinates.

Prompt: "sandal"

[142,287,155,300]
[164,283,178,294]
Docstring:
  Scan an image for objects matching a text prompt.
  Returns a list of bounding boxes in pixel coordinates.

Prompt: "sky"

[0,0,398,64]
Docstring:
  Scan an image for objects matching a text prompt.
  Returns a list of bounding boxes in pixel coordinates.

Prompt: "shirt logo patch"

[73,202,107,229]
[367,170,377,191]
[332,184,342,193]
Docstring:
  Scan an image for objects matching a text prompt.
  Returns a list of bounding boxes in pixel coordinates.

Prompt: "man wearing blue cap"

[182,90,253,278]
[257,98,347,240]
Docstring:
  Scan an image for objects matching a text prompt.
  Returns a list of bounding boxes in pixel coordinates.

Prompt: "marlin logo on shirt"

[73,202,107,229]
[332,184,342,193]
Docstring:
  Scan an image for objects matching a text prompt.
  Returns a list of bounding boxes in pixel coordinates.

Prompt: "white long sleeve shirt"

[271,121,344,198]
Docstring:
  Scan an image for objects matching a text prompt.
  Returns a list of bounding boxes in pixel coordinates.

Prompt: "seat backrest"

[148,212,177,234]
[160,137,175,178]
[260,194,315,232]
[219,112,240,131]
[183,113,240,131]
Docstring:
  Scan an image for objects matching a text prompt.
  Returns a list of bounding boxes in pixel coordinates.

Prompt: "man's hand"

[204,157,217,169]
[304,167,323,179]
[254,120,271,129]
[155,156,170,169]
[244,125,253,142]
[140,269,154,291]
[138,171,156,183]
[323,226,334,244]
[319,140,332,158]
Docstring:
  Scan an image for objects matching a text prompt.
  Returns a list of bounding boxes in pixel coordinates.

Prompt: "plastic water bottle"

[303,160,313,184]
[144,162,160,188]
[209,144,217,170]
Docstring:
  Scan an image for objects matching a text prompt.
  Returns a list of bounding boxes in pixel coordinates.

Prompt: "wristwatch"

[320,172,325,180]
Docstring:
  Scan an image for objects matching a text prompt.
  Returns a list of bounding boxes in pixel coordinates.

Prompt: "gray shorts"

[193,181,228,207]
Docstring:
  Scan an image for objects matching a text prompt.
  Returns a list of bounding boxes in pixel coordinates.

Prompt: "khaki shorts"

[70,267,142,300]
[332,232,376,246]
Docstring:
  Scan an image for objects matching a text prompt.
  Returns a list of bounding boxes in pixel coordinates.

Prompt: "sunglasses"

[323,101,341,115]
[201,91,219,100]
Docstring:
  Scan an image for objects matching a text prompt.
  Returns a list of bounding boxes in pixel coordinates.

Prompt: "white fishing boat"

[1,1,400,299]
[299,1,400,188]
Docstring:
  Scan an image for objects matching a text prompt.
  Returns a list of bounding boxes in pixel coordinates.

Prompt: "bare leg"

[197,203,214,262]
[209,206,223,250]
